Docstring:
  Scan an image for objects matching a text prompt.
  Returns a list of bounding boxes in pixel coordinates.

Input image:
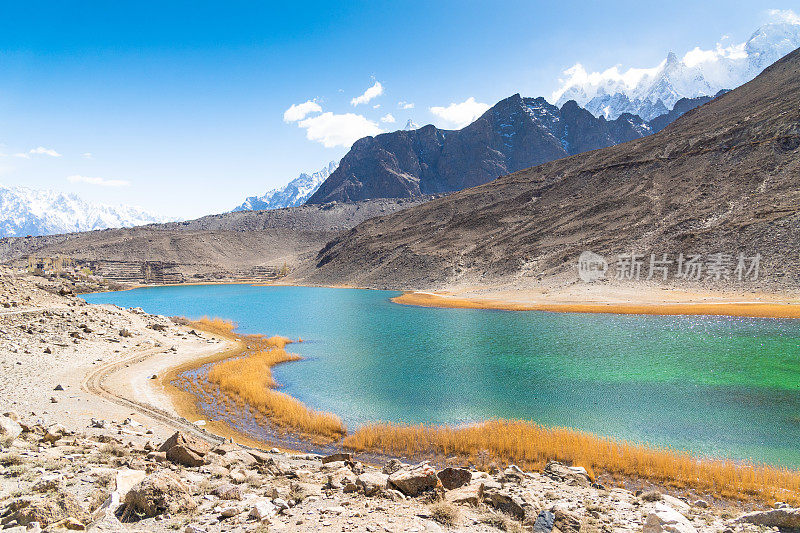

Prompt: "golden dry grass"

[204,334,345,440]
[343,420,800,505]
[188,316,238,338]
[392,292,800,319]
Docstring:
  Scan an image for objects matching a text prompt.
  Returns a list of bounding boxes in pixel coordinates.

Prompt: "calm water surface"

[83,285,800,466]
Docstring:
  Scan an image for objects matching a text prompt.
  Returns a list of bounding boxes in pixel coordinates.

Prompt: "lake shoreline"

[392,287,800,319]
[152,311,800,508]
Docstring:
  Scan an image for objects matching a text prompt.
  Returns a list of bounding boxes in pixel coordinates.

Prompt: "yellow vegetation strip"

[166,317,800,506]
[163,318,345,446]
[392,292,800,319]
[344,420,800,506]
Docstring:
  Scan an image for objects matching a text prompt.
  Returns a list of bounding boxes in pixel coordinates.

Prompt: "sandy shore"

[392,282,800,319]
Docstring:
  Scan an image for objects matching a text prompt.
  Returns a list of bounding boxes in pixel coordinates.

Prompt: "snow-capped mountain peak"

[233,161,339,212]
[0,184,171,238]
[553,16,800,120]
[404,119,419,130]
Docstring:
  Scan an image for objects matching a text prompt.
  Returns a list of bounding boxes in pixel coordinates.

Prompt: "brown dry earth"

[0,268,793,532]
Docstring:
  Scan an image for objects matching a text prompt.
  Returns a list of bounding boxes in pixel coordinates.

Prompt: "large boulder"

[484,489,528,521]
[542,461,590,487]
[388,463,438,496]
[122,470,196,519]
[356,471,389,496]
[1,493,89,528]
[445,483,484,506]
[41,423,68,443]
[644,502,697,533]
[735,507,800,528]
[158,431,210,467]
[0,415,22,440]
[437,467,472,490]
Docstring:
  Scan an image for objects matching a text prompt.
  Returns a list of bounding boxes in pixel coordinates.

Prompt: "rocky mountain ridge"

[233,161,339,212]
[306,93,715,204]
[306,48,800,290]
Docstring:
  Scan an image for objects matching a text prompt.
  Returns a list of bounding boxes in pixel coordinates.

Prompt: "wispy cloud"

[398,101,414,109]
[283,100,323,122]
[380,113,396,124]
[13,146,62,158]
[297,112,383,148]
[67,174,130,187]
[351,81,383,106]
[768,8,800,24]
[81,152,93,159]
[429,97,490,129]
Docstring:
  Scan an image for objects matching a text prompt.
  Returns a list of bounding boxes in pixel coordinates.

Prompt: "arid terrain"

[1,267,796,532]
[0,197,434,285]
[303,49,800,294]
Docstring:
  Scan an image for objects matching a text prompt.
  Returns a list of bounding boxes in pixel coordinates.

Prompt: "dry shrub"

[343,420,800,505]
[205,335,345,440]
[480,509,523,532]
[429,501,460,527]
[0,452,24,466]
[188,316,237,338]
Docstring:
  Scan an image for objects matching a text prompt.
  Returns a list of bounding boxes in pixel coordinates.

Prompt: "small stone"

[321,452,352,464]
[54,384,64,391]
[250,500,276,522]
[0,415,23,439]
[356,471,389,496]
[644,502,697,533]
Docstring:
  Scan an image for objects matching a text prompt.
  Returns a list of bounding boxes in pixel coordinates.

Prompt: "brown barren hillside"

[305,49,800,291]
[0,197,434,283]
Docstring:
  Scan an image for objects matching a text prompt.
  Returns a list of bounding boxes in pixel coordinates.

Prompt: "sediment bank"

[391,291,800,319]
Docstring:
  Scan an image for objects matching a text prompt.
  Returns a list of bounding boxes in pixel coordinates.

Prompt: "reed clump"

[343,420,800,505]
[205,335,345,440]
[187,316,238,338]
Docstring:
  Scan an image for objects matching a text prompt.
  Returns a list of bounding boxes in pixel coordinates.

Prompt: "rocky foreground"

[1,418,798,533]
[0,268,798,532]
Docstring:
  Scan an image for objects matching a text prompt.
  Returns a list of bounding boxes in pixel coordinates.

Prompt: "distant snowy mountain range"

[232,161,339,212]
[0,185,170,238]
[554,17,800,119]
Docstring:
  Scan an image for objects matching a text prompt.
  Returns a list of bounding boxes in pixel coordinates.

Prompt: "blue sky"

[0,1,796,218]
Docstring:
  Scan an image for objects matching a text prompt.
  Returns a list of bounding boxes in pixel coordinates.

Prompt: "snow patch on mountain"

[553,15,800,119]
[233,161,339,211]
[404,119,419,130]
[0,184,171,238]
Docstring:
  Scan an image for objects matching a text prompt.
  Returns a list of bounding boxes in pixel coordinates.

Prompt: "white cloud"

[67,174,130,187]
[398,101,414,109]
[429,97,490,129]
[351,81,383,106]
[768,8,800,25]
[13,146,62,158]
[682,42,747,68]
[372,104,381,109]
[296,112,383,148]
[81,152,93,159]
[283,100,323,122]
[380,113,396,124]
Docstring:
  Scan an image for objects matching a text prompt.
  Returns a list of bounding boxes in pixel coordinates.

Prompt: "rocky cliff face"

[307,48,800,290]
[306,94,710,205]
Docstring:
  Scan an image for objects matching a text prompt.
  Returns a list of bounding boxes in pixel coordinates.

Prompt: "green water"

[83,284,800,466]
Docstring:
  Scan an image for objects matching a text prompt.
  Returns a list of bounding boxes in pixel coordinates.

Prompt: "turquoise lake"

[82,284,800,466]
